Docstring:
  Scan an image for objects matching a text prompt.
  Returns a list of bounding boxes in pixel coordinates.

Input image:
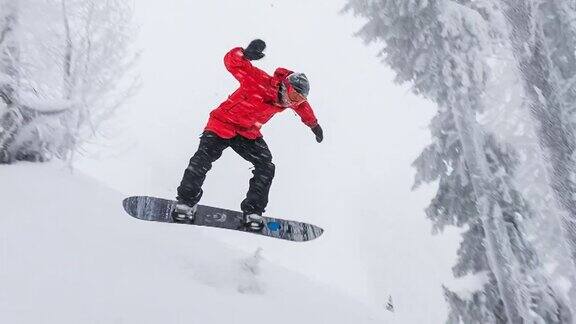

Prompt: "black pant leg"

[230,136,275,215]
[177,132,229,204]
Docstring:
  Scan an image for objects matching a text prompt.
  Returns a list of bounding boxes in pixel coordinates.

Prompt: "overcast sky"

[75,0,459,317]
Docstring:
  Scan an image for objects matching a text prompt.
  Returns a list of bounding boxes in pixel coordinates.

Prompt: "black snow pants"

[177,131,275,215]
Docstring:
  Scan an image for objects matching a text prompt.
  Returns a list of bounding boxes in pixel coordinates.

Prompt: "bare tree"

[0,0,138,163]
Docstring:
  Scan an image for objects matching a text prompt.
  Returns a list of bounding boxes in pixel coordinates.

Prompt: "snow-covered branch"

[0,0,138,163]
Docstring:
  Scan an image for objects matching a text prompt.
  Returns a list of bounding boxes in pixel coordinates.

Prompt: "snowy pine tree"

[498,0,576,278]
[237,247,265,294]
[345,0,571,322]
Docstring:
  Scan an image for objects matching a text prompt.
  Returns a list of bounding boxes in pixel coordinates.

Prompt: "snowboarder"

[174,39,323,231]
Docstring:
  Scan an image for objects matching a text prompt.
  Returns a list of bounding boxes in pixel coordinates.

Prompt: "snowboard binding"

[172,203,198,223]
[244,213,265,231]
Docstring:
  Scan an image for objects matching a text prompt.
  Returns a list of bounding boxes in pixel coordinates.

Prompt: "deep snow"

[0,163,387,323]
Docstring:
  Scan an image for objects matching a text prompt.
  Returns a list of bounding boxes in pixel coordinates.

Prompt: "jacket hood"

[273,67,293,80]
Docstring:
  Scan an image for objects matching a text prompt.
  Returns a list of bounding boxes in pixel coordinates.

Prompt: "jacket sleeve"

[224,47,270,86]
[292,101,318,128]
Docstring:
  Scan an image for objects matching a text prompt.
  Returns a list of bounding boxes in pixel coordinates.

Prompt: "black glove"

[243,39,266,61]
[311,124,323,143]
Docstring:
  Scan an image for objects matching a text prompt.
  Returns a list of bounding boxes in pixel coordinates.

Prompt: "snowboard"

[122,196,324,242]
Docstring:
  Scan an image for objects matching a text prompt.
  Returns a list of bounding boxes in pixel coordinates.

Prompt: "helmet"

[287,73,309,97]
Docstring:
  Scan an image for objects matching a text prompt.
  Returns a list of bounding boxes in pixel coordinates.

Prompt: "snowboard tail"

[122,196,324,242]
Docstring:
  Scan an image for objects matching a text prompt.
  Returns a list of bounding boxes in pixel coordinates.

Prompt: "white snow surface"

[0,163,387,324]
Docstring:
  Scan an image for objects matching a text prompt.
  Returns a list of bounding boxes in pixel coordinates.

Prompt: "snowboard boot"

[244,213,265,231]
[172,201,198,223]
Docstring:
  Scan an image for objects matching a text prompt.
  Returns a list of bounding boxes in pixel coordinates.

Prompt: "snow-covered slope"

[0,163,387,323]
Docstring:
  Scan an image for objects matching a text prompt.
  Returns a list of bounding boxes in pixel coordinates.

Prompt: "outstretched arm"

[293,101,323,143]
[224,40,270,86]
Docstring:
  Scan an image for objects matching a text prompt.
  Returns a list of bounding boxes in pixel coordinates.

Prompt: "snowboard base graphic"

[122,196,324,242]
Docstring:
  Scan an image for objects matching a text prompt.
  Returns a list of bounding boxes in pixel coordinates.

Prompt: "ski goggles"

[285,84,307,106]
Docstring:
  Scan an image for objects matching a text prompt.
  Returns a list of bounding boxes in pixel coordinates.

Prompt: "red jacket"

[205,47,318,139]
